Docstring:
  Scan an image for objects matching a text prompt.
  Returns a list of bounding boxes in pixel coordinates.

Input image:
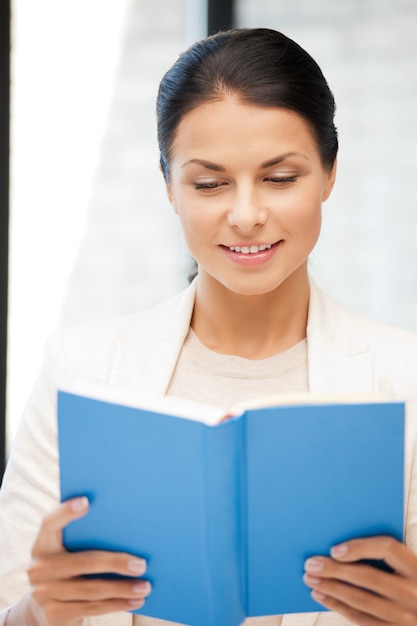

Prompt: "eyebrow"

[181,159,225,172]
[261,152,309,168]
[181,152,308,172]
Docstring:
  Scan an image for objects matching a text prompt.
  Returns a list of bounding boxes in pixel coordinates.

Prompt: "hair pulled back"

[157,28,338,182]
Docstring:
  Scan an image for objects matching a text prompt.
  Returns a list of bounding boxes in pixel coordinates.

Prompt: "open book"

[58,386,405,626]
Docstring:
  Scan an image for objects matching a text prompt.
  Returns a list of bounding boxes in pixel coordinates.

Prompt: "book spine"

[203,418,246,626]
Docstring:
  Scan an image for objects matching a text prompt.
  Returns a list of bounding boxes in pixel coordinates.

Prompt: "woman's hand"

[303,536,417,625]
[8,497,151,626]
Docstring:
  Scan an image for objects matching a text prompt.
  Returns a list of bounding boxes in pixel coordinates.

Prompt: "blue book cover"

[58,389,404,626]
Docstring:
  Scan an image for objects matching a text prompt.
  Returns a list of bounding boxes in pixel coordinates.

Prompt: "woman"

[1,27,417,626]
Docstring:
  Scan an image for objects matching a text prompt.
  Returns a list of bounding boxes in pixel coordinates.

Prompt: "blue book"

[58,388,404,626]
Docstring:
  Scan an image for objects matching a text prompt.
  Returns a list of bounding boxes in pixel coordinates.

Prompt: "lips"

[228,244,272,254]
[221,241,281,266]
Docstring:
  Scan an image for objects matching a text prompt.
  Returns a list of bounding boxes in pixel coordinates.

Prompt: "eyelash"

[265,176,298,184]
[193,182,223,190]
[193,176,298,191]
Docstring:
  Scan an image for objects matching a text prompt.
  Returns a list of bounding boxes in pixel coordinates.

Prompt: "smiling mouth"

[225,242,279,254]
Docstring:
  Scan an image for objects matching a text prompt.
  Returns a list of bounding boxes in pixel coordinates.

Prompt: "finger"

[309,590,392,626]
[305,556,417,608]
[32,498,90,556]
[29,550,147,584]
[329,536,417,579]
[32,597,147,623]
[36,577,151,602]
[304,573,416,624]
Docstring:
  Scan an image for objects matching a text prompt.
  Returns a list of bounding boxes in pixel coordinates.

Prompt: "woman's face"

[166,96,336,298]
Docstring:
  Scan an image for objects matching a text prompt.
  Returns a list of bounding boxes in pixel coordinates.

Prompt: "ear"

[159,162,177,213]
[322,159,337,202]
[165,182,178,215]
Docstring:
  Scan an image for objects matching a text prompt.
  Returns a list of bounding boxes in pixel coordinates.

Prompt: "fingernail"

[331,543,348,557]
[133,581,151,595]
[312,590,327,602]
[128,598,145,607]
[305,558,324,573]
[70,497,89,512]
[303,573,321,586]
[128,558,147,574]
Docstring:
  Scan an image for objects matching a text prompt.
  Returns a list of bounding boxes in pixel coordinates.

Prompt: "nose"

[227,186,267,232]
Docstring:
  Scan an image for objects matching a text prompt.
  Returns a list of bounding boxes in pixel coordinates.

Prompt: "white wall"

[8,0,185,446]
[9,0,417,447]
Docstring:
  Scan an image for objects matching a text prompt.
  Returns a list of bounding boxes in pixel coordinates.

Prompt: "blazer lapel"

[109,278,377,397]
[307,281,375,394]
[108,281,196,394]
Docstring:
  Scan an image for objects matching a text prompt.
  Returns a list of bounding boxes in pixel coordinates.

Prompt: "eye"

[264,175,298,185]
[193,181,227,191]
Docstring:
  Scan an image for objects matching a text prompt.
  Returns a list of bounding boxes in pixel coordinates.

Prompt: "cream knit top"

[167,329,308,407]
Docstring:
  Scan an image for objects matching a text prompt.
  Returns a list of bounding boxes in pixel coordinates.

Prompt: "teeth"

[229,244,272,254]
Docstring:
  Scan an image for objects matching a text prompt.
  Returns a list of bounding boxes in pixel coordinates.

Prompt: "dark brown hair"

[157,28,338,182]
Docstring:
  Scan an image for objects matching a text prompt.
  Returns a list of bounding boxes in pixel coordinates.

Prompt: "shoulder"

[313,284,417,389]
[43,282,196,385]
[349,307,417,379]
[326,291,417,353]
[347,307,417,350]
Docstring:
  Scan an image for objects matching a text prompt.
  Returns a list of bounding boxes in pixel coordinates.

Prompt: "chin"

[221,277,290,298]
[199,264,308,298]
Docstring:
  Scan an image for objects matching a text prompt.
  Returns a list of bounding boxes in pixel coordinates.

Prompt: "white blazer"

[1,280,417,626]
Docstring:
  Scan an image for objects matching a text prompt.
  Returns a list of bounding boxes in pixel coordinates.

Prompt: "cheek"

[175,192,221,238]
[177,208,209,253]
[277,193,322,258]
[281,189,322,236]
[299,207,322,247]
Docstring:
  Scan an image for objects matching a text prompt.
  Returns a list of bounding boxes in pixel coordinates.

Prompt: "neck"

[191,266,310,359]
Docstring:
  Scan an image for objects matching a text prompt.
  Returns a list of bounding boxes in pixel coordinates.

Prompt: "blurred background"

[6,0,417,448]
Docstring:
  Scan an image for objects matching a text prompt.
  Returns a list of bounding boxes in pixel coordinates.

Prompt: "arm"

[0,334,63,612]
[0,333,151,625]
[6,498,150,626]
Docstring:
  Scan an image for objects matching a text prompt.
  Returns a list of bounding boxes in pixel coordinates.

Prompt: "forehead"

[170,97,320,165]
